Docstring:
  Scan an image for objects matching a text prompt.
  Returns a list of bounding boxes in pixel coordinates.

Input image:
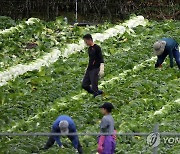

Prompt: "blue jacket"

[52,115,79,149]
[156,38,178,67]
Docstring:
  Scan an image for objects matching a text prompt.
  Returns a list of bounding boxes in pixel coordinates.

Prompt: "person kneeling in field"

[44,115,83,154]
[153,38,180,69]
[98,102,117,154]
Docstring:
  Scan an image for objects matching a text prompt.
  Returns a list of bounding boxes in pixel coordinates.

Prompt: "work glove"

[97,146,103,154]
[97,135,105,154]
[112,130,117,140]
[75,149,78,153]
[99,63,104,78]
[60,145,65,149]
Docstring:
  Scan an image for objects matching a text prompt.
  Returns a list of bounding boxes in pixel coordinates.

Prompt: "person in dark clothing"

[44,115,83,154]
[82,34,104,97]
[153,38,180,69]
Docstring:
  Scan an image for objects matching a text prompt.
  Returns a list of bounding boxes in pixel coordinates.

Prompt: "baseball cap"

[99,102,114,110]
[59,120,69,134]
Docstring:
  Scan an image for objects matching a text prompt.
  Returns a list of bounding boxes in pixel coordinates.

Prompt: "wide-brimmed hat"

[59,120,69,134]
[153,41,166,56]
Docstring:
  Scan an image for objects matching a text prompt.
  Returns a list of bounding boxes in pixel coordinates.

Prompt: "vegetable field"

[0,16,179,154]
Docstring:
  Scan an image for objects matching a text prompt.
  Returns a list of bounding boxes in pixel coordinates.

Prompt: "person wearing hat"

[82,34,104,98]
[153,38,180,69]
[97,102,116,154]
[44,115,83,153]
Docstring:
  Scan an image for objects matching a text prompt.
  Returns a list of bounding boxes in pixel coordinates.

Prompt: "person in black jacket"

[82,34,104,97]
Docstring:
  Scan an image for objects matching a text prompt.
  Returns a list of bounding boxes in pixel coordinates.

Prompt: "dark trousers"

[173,48,180,69]
[82,68,100,96]
[44,135,55,149]
[44,135,83,154]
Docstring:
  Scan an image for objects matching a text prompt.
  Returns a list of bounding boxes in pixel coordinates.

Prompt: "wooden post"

[75,0,78,23]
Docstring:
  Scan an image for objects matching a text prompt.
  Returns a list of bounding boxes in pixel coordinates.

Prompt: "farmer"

[153,38,180,69]
[44,115,83,154]
[98,102,116,154]
[82,34,104,97]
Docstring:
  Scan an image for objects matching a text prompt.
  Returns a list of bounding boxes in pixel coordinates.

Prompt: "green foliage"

[0,17,112,72]
[0,16,16,30]
[0,19,179,153]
